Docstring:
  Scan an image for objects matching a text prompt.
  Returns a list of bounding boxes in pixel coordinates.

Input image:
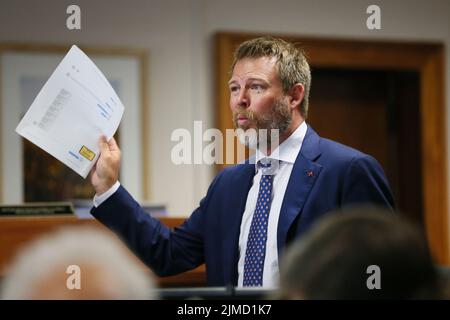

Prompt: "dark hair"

[278,207,442,299]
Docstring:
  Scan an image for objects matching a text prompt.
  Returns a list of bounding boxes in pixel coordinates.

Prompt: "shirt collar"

[255,121,307,170]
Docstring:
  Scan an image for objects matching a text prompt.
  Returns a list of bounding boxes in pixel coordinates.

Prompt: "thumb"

[99,135,109,153]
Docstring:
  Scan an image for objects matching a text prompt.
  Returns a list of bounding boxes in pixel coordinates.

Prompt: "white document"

[16,45,124,178]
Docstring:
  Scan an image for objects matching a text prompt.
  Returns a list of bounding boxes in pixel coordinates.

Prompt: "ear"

[287,83,305,110]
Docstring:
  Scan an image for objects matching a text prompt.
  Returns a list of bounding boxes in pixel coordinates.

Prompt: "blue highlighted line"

[97,104,109,116]
[69,151,80,160]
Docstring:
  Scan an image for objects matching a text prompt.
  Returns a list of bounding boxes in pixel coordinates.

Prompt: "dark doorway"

[308,68,423,226]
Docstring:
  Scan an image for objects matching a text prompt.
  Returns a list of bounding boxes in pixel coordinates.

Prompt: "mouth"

[237,117,249,125]
[236,114,250,127]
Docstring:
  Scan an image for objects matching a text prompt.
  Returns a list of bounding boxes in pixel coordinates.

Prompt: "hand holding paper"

[16,45,124,178]
[91,136,121,195]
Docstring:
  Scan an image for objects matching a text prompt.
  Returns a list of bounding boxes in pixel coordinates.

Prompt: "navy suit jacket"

[91,127,395,286]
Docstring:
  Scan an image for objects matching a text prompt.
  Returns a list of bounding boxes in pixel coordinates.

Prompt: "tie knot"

[258,158,279,175]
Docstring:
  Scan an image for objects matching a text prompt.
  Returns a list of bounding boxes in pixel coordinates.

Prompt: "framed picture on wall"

[0,44,149,204]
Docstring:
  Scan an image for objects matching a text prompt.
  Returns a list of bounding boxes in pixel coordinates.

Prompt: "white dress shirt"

[237,121,307,288]
[93,180,120,207]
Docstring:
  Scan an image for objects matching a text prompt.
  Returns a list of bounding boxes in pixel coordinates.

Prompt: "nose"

[237,88,249,109]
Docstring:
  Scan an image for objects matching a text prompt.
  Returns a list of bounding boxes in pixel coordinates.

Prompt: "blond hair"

[232,36,311,117]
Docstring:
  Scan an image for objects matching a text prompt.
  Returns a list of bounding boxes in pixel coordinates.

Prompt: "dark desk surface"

[156,286,277,300]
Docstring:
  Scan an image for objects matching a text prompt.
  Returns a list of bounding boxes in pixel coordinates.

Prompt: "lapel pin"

[306,170,314,177]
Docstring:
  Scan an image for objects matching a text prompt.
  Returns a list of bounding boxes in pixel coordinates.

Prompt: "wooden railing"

[0,215,206,287]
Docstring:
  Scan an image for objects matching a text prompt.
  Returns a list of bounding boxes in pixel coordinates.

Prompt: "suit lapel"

[277,127,322,258]
[221,126,323,283]
[222,162,255,285]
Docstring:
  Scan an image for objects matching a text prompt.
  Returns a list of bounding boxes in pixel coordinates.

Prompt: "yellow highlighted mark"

[79,146,95,161]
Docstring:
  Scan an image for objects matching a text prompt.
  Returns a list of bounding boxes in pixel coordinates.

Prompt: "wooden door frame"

[215,32,448,265]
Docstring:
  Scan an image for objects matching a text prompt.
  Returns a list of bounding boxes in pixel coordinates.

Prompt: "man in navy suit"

[90,36,394,288]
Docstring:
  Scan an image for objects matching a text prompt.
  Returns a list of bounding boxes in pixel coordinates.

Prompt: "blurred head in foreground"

[1,226,156,300]
[278,207,444,299]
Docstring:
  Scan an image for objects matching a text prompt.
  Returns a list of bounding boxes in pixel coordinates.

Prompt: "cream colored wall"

[0,0,449,220]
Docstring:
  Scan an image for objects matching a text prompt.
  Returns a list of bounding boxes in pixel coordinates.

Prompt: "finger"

[98,135,109,153]
[107,137,120,151]
[89,164,96,182]
[90,162,97,173]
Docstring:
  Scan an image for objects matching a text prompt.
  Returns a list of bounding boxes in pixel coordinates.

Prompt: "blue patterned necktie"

[243,158,277,287]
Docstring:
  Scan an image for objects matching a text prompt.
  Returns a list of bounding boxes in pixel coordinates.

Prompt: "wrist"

[95,179,117,196]
[93,181,121,207]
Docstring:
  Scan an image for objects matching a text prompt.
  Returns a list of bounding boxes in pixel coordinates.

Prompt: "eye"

[229,85,239,93]
[250,84,264,92]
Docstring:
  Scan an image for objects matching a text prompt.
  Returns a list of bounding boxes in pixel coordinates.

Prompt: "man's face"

[228,57,292,143]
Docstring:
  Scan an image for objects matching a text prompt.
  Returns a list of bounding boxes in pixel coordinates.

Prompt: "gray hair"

[1,226,157,300]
